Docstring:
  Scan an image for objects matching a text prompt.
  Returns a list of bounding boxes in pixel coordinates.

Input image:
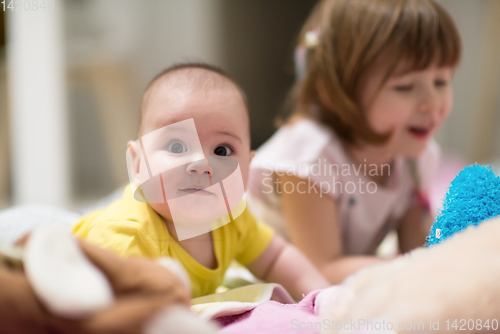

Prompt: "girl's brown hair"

[288,0,461,145]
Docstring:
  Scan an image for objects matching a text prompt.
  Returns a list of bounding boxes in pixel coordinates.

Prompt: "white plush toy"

[316,216,500,334]
[21,224,219,334]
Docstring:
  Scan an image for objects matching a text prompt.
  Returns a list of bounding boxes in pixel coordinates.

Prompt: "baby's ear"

[126,140,142,185]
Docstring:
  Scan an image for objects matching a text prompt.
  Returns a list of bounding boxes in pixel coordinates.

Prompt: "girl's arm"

[397,202,432,253]
[246,233,329,300]
[277,175,386,285]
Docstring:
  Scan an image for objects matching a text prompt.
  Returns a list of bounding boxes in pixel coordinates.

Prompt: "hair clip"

[294,46,307,81]
[294,28,320,81]
[304,28,320,48]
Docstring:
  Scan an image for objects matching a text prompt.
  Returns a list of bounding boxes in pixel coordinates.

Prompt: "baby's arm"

[246,233,329,300]
[278,174,386,285]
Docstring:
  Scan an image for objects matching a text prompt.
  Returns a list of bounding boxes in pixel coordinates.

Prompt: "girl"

[247,0,461,284]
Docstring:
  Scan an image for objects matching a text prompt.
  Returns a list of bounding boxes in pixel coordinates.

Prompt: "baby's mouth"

[407,124,433,139]
[178,187,214,196]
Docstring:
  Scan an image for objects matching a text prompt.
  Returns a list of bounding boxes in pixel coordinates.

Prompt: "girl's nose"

[418,89,439,113]
[186,159,211,175]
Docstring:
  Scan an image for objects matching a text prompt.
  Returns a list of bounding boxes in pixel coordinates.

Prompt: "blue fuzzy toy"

[425,164,500,246]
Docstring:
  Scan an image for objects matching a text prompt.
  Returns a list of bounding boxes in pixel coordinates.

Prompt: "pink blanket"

[216,290,323,334]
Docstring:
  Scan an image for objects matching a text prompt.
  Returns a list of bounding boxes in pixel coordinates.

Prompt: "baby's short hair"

[138,62,249,137]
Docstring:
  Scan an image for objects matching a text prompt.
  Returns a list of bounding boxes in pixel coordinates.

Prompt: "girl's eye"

[435,79,448,87]
[214,145,232,156]
[166,140,187,154]
[394,84,413,92]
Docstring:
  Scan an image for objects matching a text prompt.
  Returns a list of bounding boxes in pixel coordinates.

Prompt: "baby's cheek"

[234,158,250,190]
[241,169,250,190]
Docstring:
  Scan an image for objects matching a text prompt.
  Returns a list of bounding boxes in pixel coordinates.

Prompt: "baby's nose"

[186,158,211,175]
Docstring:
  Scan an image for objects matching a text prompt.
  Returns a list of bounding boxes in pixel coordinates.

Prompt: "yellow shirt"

[72,185,274,298]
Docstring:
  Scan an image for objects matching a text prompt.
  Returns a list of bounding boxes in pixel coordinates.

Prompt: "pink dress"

[247,118,439,255]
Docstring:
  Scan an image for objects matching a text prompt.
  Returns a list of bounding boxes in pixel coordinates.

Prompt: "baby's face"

[130,85,251,225]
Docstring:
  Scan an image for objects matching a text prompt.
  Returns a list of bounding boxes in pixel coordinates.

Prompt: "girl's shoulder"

[251,116,346,169]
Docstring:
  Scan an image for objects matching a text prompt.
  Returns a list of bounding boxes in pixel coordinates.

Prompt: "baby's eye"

[166,140,187,154]
[214,145,232,156]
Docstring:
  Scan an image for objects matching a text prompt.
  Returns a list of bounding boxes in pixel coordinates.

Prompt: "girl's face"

[360,60,454,158]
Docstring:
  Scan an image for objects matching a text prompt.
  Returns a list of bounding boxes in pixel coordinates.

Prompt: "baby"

[73,63,329,300]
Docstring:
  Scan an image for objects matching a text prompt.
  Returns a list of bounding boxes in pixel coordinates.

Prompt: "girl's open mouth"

[407,125,432,139]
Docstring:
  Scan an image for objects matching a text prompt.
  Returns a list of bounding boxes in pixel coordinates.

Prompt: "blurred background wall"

[434,0,500,165]
[0,0,499,209]
[0,9,8,209]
